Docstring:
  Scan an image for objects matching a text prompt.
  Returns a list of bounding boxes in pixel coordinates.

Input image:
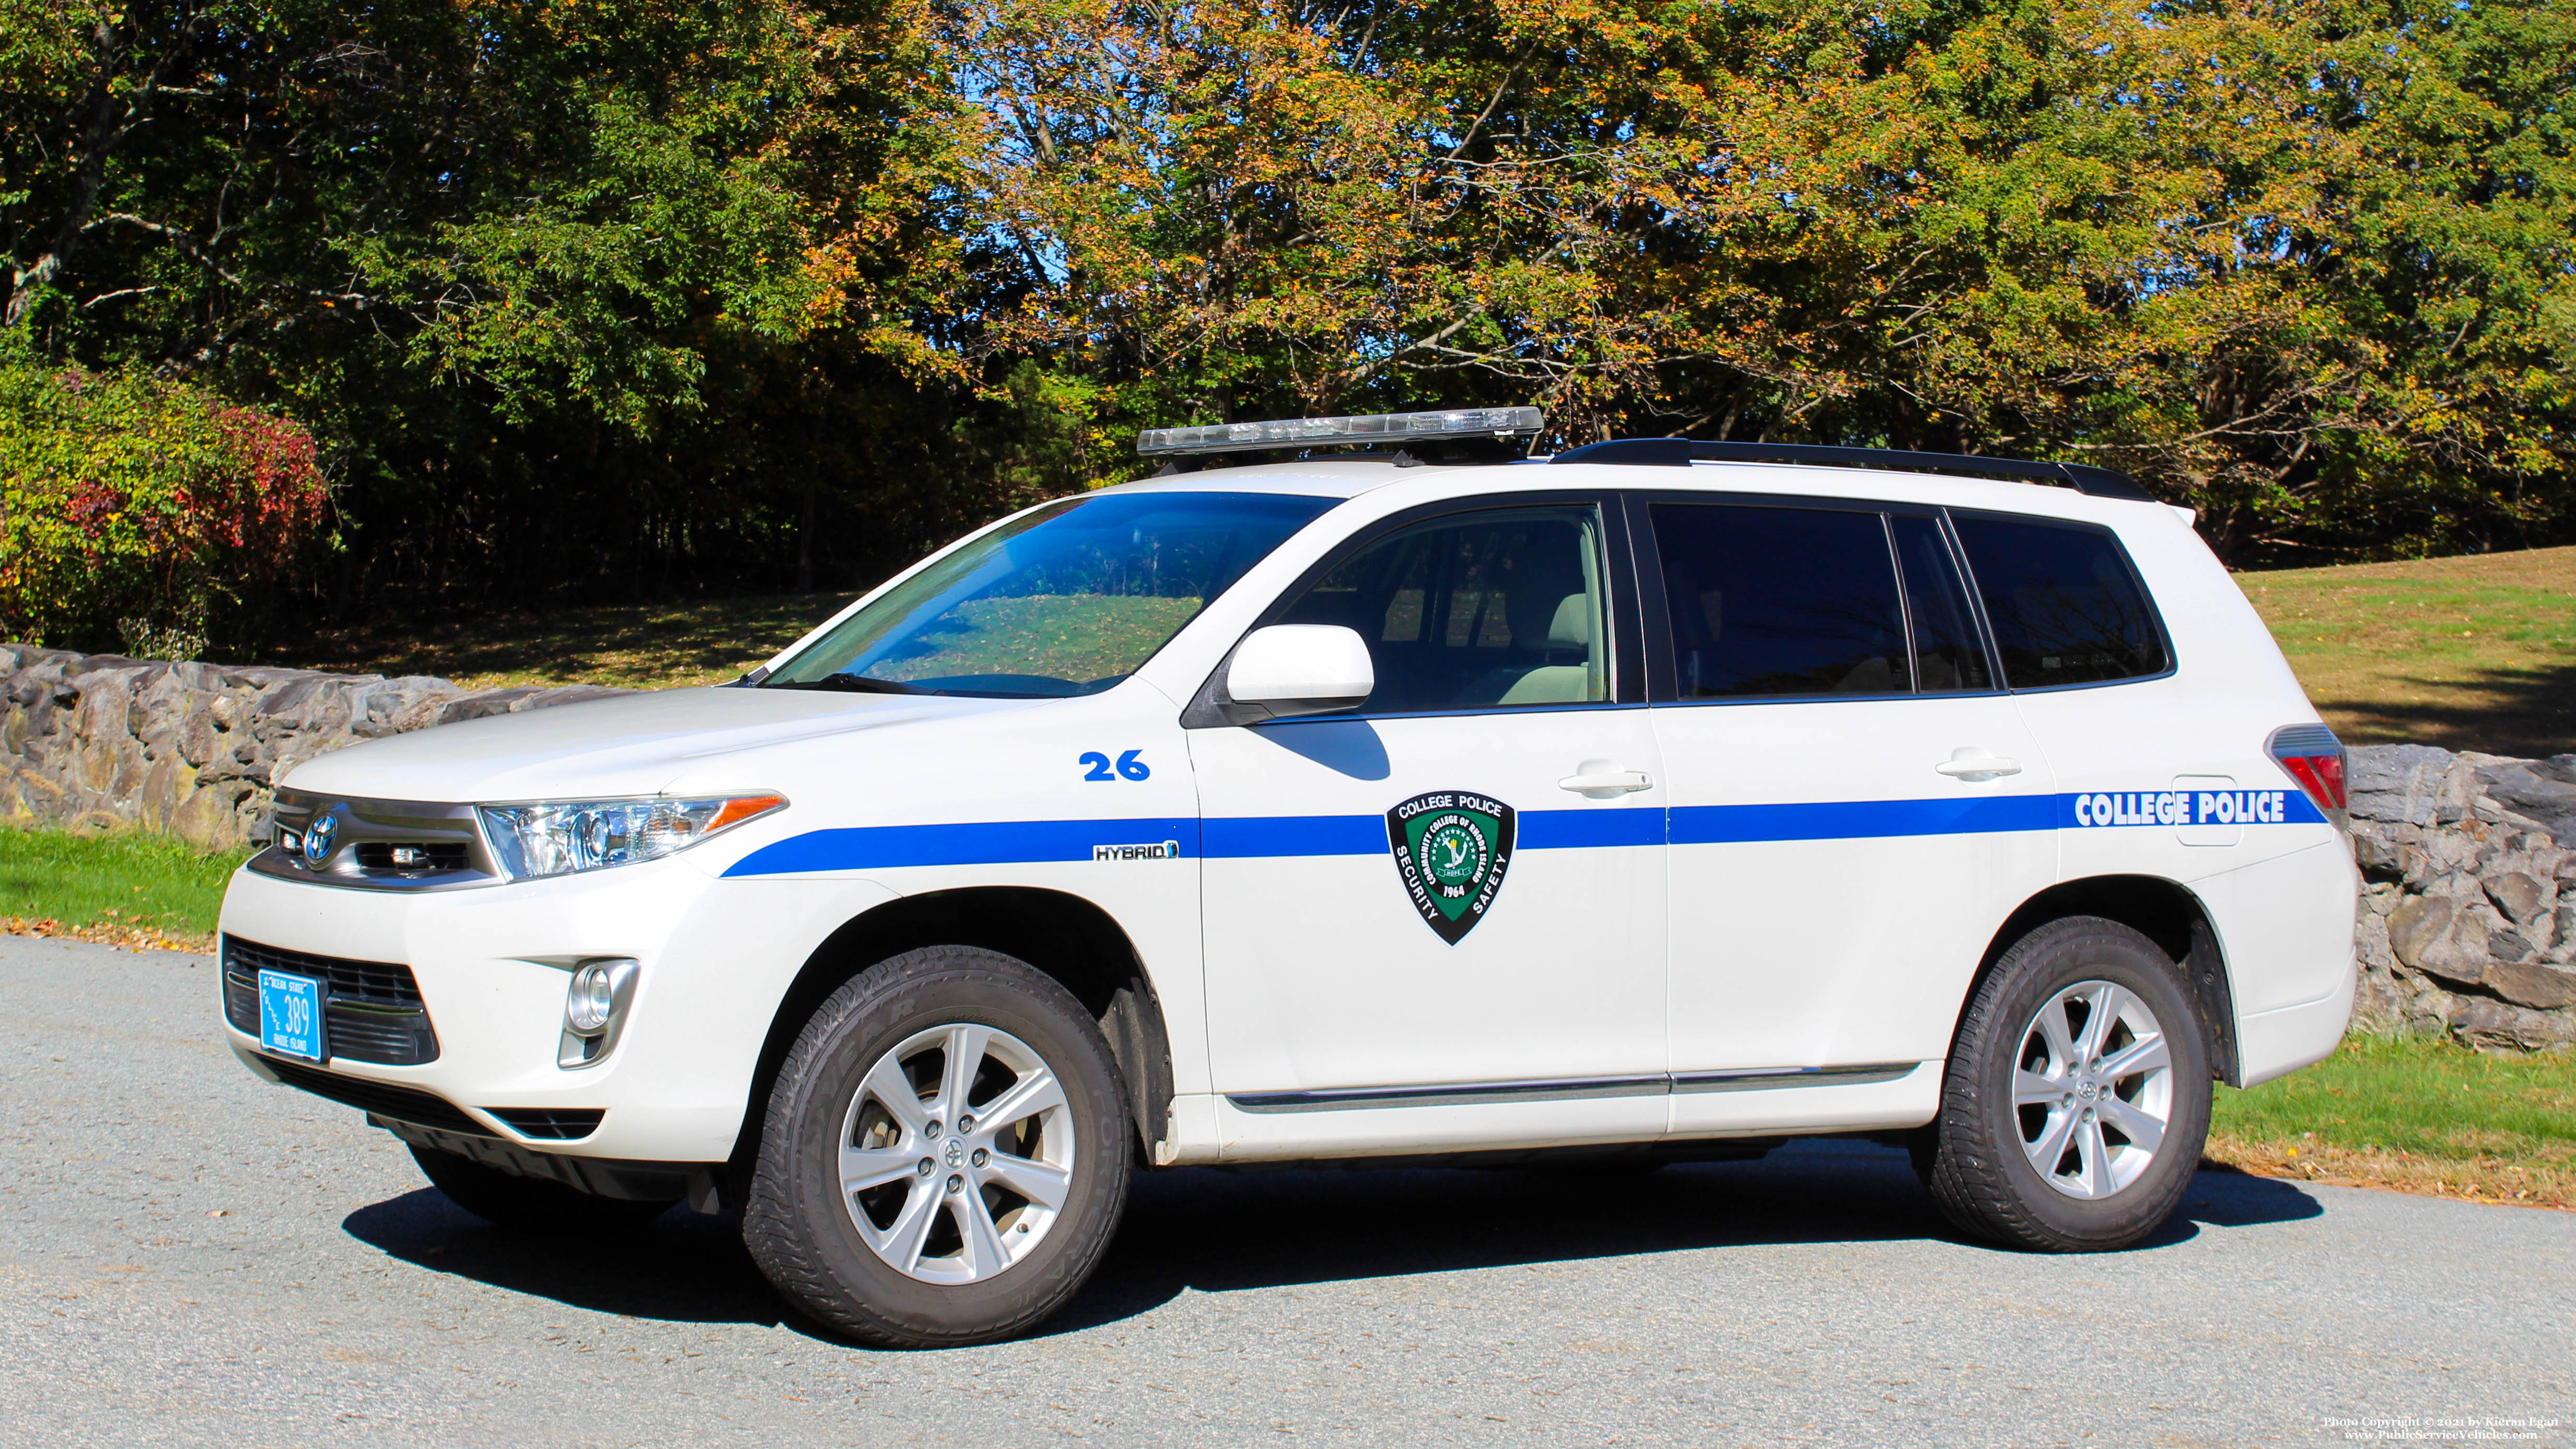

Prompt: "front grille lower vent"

[354,842,473,873]
[486,1108,607,1140]
[257,1054,493,1137]
[222,936,439,1066]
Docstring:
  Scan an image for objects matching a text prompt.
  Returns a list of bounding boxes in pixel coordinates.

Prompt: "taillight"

[2267,723,2347,831]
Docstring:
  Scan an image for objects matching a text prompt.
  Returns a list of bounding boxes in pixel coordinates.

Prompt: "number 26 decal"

[1079,750,1151,782]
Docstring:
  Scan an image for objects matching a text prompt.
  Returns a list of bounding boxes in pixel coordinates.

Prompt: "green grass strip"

[2214,1033,2576,1159]
[0,826,250,937]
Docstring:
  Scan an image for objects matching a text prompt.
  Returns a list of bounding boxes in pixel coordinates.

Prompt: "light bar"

[1137,406,1545,457]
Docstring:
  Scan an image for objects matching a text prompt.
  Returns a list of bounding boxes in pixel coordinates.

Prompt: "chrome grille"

[222,936,440,1066]
[249,789,502,892]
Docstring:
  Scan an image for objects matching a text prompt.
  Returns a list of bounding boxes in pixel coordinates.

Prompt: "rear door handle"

[1936,747,2021,781]
[1560,763,1654,798]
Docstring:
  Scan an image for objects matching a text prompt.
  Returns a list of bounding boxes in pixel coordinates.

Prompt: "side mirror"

[1217,625,1374,724]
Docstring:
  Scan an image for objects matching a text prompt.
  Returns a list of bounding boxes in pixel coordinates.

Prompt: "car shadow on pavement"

[344,1188,791,1328]
[1043,1139,2325,1337]
[2177,1165,2328,1231]
[341,1138,2323,1345]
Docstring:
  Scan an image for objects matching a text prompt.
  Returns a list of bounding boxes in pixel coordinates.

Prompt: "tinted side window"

[1651,504,1907,699]
[1276,507,1607,712]
[1951,515,2167,688]
[1890,515,1991,693]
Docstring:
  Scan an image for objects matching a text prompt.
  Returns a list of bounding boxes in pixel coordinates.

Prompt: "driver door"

[1190,498,1669,1152]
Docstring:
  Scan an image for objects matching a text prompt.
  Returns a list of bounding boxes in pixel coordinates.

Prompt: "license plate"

[258,969,327,1062]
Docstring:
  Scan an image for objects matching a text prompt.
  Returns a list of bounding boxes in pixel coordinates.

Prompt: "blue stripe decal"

[1518,808,1668,850]
[722,789,2328,875]
[1200,814,1382,859]
[725,817,1200,876]
[1669,796,2055,845]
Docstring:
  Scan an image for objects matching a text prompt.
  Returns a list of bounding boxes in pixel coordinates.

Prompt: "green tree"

[947,0,2575,560]
[1,0,1000,620]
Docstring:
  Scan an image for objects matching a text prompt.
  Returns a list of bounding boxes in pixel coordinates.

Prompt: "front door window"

[1276,507,1610,712]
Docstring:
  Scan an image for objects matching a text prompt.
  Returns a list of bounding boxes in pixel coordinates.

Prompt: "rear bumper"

[2195,839,2361,1085]
[2233,965,2358,1089]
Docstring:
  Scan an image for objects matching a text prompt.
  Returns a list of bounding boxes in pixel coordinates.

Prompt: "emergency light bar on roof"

[1136,406,1545,457]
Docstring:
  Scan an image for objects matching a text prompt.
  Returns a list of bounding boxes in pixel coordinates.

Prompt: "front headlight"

[477,794,786,880]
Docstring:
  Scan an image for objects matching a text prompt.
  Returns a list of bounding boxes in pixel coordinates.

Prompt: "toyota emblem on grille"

[301,812,338,867]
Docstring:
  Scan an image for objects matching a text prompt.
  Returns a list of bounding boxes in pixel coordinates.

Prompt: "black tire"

[741,946,1133,1349]
[1918,916,2210,1253]
[410,1144,679,1233]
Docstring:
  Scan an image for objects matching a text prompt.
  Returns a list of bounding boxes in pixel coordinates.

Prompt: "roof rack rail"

[1547,438,2156,503]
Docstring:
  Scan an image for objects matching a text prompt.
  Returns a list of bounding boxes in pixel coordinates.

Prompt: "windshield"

[761,492,1339,697]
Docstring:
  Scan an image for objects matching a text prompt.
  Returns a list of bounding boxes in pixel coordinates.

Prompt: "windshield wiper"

[766,674,931,695]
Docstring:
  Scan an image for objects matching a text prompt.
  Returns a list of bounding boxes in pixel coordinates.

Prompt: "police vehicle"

[220,408,2360,1347]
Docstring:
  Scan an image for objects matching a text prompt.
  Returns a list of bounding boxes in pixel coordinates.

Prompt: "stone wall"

[0,644,630,850]
[2348,744,2576,1051]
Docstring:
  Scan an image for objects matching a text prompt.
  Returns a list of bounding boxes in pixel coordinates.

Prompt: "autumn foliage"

[0,0,2569,629]
[0,360,329,649]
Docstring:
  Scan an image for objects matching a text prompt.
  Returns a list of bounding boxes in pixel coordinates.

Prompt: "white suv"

[220,411,2360,1347]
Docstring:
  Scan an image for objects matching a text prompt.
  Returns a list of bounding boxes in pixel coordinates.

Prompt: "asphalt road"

[2,937,2568,1448]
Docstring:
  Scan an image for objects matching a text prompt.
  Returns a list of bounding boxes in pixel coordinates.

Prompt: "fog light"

[557,957,640,1069]
[567,963,618,1032]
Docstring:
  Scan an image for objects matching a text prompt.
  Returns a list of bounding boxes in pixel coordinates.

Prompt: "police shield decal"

[1386,791,1516,944]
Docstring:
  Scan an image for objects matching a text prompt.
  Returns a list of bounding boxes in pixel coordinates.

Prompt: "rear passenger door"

[1637,497,2060,1129]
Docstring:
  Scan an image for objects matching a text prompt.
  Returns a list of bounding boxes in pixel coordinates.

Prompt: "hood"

[279,686,1033,803]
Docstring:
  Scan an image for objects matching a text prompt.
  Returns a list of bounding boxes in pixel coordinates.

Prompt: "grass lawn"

[2236,544,2576,757]
[2206,1033,2575,1209]
[0,827,248,952]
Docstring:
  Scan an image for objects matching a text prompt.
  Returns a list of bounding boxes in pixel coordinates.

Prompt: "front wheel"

[1918,916,2210,1252]
[741,946,1133,1348]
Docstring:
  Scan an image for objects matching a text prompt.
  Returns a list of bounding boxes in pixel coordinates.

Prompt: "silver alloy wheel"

[837,1022,1075,1284]
[2012,979,2175,1200]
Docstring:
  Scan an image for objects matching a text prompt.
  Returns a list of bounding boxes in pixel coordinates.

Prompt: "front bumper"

[218,855,896,1164]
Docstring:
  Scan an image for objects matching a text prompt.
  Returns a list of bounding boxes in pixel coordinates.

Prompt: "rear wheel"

[742,946,1133,1348]
[410,1145,678,1233]
[1918,916,2210,1252]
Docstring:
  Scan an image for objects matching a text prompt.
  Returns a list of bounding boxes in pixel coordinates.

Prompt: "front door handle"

[1560,761,1654,798]
[1936,747,2022,781]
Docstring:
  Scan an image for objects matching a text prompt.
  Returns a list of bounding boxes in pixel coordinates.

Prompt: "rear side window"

[1951,515,2167,688]
[1650,504,1908,698]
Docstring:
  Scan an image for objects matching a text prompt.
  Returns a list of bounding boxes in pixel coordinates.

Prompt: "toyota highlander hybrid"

[220,408,2359,1347]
